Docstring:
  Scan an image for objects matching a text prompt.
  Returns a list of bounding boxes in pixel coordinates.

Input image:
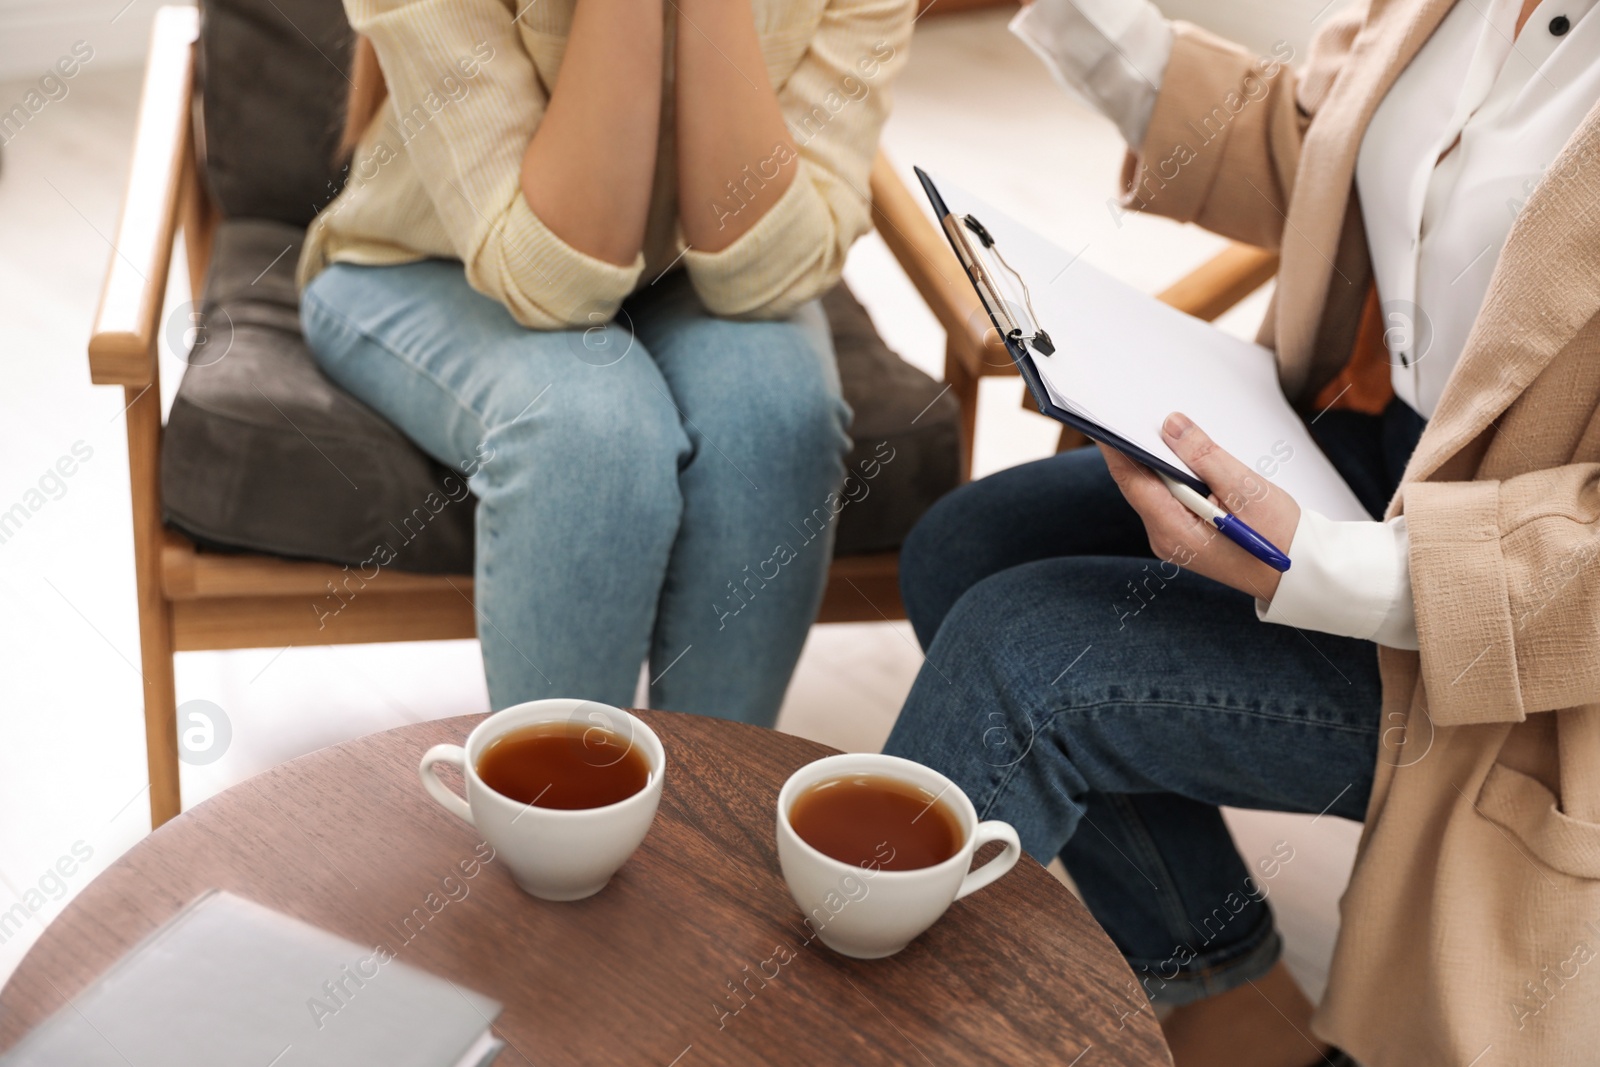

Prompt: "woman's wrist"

[672,0,796,250]
[521,0,663,266]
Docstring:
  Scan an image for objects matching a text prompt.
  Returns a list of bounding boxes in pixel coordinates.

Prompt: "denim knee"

[898,484,978,649]
[475,369,687,534]
[694,325,851,471]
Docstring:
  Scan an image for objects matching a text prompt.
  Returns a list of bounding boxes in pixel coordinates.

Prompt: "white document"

[934,177,1370,522]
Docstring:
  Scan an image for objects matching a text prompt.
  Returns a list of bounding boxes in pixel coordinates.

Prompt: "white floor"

[0,7,1360,1002]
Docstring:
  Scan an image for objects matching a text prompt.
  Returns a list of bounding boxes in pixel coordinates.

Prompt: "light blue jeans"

[300,260,851,724]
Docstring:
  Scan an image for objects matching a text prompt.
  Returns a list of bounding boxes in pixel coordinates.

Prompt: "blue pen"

[1159,473,1291,572]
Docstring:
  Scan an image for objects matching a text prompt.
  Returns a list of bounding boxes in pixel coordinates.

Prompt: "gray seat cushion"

[162,222,475,572]
[162,221,960,567]
[166,0,960,569]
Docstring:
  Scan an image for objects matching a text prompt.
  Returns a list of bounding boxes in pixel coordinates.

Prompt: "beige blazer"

[1123,3,1600,1063]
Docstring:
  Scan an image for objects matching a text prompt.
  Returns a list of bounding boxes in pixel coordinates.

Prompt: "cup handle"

[419,744,475,827]
[954,820,1022,901]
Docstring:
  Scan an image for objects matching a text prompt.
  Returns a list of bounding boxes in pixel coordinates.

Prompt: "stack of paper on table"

[0,891,504,1067]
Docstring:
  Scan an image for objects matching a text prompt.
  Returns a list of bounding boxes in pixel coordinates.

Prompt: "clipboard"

[913,168,1370,525]
[916,166,1209,496]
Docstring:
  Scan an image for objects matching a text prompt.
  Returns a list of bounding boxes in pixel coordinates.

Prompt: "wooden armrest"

[868,152,1009,377]
[1155,242,1279,322]
[88,5,198,387]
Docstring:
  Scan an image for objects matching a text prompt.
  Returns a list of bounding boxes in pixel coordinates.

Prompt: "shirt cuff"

[1010,0,1173,146]
[1257,511,1420,650]
[491,193,645,329]
[683,166,835,319]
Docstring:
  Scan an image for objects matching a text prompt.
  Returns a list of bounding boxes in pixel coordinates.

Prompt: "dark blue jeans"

[884,400,1425,1007]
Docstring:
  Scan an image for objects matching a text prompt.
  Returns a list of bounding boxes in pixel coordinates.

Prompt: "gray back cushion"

[197,0,352,224]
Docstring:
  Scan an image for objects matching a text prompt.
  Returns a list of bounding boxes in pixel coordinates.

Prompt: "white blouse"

[1360,0,1600,418]
[1012,0,1600,649]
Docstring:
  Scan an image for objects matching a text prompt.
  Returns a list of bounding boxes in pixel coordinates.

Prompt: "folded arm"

[679,0,913,318]
[348,0,658,328]
[521,0,662,269]
[1112,20,1309,249]
[674,0,799,252]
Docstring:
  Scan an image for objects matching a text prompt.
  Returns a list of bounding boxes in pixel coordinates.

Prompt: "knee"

[709,326,850,465]
[888,567,1044,764]
[923,567,1038,679]
[478,367,686,521]
[899,483,989,646]
[901,483,967,578]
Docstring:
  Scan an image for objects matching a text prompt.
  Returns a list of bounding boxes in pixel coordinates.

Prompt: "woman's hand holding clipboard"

[1099,412,1302,601]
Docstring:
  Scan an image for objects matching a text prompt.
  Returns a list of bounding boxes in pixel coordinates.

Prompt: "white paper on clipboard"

[935,175,1369,522]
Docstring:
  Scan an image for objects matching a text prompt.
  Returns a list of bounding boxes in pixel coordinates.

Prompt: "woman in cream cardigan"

[886,1,1600,1065]
[297,0,910,723]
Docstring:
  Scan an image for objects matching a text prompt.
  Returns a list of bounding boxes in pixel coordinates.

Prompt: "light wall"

[0,0,1353,84]
[1157,0,1354,59]
[0,0,193,83]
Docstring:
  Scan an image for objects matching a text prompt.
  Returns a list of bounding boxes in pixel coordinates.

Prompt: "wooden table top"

[0,712,1171,1065]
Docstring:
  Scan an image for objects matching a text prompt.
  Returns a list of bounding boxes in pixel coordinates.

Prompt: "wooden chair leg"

[946,340,978,482]
[125,382,182,826]
[140,626,182,828]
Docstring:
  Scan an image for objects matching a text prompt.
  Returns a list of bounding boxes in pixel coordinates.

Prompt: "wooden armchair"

[99,8,1279,829]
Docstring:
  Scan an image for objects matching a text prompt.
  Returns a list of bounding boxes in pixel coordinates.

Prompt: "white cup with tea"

[775,753,1022,959]
[419,699,664,901]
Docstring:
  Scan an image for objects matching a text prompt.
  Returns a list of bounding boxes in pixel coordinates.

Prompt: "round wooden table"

[0,712,1171,1065]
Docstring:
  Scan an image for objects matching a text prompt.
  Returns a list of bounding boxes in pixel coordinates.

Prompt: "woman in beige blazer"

[884,1,1600,1065]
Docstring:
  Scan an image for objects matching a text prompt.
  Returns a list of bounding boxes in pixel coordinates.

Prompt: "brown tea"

[789,773,964,871]
[476,721,650,810]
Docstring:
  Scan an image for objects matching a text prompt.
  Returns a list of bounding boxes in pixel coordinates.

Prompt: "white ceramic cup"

[775,753,1022,959]
[418,699,664,902]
